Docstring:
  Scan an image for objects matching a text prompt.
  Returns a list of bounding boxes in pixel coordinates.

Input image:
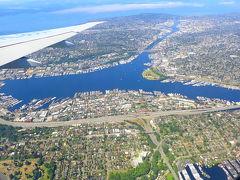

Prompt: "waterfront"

[202,165,227,180]
[1,21,240,110]
[183,165,228,180]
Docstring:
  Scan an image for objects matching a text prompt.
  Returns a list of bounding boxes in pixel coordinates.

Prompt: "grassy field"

[166,172,174,180]
[0,159,38,179]
[0,159,51,180]
[142,68,168,81]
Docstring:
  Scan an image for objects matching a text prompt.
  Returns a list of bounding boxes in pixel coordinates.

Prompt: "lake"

[1,21,240,109]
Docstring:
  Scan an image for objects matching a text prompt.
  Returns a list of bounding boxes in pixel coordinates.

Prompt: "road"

[158,142,179,180]
[0,105,239,128]
[143,119,179,180]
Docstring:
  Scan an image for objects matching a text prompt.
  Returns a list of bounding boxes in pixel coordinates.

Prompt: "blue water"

[1,21,240,110]
[185,165,228,180]
[202,166,227,180]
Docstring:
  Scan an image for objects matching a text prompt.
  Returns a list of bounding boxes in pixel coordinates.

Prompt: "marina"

[1,22,240,111]
[178,160,240,180]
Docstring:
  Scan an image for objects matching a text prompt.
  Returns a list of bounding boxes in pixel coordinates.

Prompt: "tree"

[32,168,42,180]
[37,157,44,166]
[109,159,151,180]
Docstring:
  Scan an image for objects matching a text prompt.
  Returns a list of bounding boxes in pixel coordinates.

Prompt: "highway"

[0,105,240,128]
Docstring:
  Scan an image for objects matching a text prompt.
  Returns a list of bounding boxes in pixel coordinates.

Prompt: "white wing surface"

[0,21,104,67]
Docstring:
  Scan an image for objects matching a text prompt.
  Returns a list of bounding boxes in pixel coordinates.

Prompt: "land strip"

[0,105,240,128]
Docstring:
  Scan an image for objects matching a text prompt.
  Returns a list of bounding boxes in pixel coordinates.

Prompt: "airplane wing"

[0,21,104,67]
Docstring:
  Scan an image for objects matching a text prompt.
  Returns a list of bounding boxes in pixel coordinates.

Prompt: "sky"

[0,0,239,34]
[0,0,239,13]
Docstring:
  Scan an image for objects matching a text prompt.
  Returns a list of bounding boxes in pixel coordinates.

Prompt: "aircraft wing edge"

[0,21,104,67]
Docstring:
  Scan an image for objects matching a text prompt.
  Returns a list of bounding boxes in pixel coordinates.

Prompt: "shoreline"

[1,21,240,116]
[160,77,240,91]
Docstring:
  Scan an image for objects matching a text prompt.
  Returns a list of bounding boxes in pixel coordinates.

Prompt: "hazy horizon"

[0,0,239,34]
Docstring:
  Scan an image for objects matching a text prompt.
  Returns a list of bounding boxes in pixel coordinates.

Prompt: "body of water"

[1,21,240,109]
[184,165,228,180]
[0,21,239,178]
